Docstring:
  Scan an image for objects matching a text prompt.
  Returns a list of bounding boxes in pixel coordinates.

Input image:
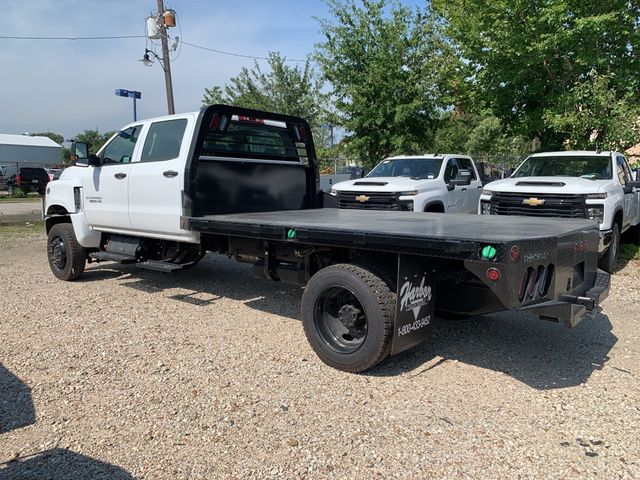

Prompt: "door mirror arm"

[88,154,102,167]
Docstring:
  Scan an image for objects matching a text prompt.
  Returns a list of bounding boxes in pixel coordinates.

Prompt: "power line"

[0,34,311,63]
[0,35,146,40]
[180,40,309,63]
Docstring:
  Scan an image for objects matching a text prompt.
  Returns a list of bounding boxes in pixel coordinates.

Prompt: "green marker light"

[287,229,296,240]
[481,245,497,260]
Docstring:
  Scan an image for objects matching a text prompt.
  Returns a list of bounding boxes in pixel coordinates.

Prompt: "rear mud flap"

[391,255,435,355]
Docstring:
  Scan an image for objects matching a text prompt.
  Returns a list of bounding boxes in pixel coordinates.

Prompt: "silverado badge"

[522,197,545,206]
[355,195,371,203]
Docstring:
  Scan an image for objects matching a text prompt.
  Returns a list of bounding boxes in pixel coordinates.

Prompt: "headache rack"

[490,192,587,219]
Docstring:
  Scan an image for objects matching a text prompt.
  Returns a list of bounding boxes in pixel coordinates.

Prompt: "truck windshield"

[514,155,612,180]
[367,158,443,179]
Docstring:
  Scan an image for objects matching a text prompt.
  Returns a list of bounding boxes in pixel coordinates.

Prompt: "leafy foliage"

[544,71,640,151]
[315,0,447,168]
[74,130,115,155]
[433,112,532,166]
[432,0,640,149]
[202,52,328,136]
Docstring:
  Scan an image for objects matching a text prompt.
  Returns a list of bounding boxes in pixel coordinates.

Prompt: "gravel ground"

[0,227,639,479]
[0,200,43,224]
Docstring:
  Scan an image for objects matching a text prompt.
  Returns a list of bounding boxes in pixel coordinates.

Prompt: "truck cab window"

[102,126,141,164]
[444,159,458,183]
[455,158,477,180]
[141,119,188,162]
[616,156,629,186]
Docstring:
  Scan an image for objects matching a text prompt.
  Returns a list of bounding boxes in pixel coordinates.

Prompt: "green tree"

[315,0,447,168]
[544,70,640,151]
[433,0,640,148]
[74,130,115,155]
[202,52,328,136]
[31,132,64,145]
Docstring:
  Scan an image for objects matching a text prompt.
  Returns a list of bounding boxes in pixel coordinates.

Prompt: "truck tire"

[301,263,395,373]
[47,223,86,281]
[598,223,620,274]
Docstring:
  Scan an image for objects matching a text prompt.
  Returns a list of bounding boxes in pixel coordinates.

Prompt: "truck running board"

[135,260,187,272]
[89,251,138,264]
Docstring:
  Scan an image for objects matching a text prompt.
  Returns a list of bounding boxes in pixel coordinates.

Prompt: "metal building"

[0,134,62,168]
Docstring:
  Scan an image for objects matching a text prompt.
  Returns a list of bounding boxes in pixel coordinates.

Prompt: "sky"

[1,0,423,143]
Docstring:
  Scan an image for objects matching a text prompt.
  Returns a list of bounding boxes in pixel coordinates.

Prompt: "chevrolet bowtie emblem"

[522,197,545,206]
[355,195,370,203]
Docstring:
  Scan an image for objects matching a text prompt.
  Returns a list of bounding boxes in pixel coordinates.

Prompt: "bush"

[10,187,26,198]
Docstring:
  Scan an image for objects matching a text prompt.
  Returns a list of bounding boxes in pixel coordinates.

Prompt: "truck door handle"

[461,187,467,192]
[477,185,483,189]
[114,172,127,179]
[163,170,179,178]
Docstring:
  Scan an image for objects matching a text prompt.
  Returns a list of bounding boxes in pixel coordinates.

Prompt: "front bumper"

[522,270,610,327]
[598,229,612,253]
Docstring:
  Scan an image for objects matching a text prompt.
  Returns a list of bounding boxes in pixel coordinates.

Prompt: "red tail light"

[15,174,21,185]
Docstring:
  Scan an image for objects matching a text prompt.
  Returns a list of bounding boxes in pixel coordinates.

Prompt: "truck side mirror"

[504,167,515,178]
[88,154,102,167]
[624,180,640,193]
[71,141,89,166]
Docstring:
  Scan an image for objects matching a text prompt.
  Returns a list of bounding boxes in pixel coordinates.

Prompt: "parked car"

[331,154,482,213]
[46,168,64,181]
[6,167,50,195]
[479,150,640,273]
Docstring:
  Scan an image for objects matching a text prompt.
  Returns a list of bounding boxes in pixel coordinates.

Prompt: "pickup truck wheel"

[47,223,86,281]
[599,223,620,274]
[301,264,395,373]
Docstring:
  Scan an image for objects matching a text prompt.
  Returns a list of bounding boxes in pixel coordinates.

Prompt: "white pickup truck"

[42,106,611,372]
[479,151,640,273]
[330,154,483,213]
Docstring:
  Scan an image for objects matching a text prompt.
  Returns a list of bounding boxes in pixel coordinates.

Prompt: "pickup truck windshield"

[515,155,613,180]
[368,158,443,179]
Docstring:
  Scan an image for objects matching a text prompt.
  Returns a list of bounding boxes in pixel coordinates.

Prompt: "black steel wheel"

[301,263,395,372]
[599,223,619,274]
[47,223,86,281]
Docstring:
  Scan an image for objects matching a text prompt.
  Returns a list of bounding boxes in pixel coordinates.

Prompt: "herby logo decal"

[399,276,433,320]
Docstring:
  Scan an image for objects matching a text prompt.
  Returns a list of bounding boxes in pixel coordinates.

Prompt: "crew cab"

[44,106,610,372]
[479,151,640,273]
[330,154,482,213]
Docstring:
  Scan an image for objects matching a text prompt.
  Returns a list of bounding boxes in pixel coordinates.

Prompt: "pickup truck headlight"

[330,188,337,196]
[399,190,419,196]
[481,188,493,198]
[480,201,491,215]
[587,205,604,224]
[586,193,608,199]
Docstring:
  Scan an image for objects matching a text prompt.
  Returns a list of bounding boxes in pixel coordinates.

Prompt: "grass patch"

[619,243,640,262]
[0,195,42,203]
[0,221,45,239]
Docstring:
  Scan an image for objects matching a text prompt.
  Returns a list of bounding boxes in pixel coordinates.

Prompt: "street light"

[139,48,158,67]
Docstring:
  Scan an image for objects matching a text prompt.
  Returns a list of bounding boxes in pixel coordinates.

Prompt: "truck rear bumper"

[521,270,610,327]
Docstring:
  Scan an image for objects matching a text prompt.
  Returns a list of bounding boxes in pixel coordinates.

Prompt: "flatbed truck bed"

[186,208,598,257]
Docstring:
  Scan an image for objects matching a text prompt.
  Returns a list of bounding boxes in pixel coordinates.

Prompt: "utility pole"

[157,0,175,114]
